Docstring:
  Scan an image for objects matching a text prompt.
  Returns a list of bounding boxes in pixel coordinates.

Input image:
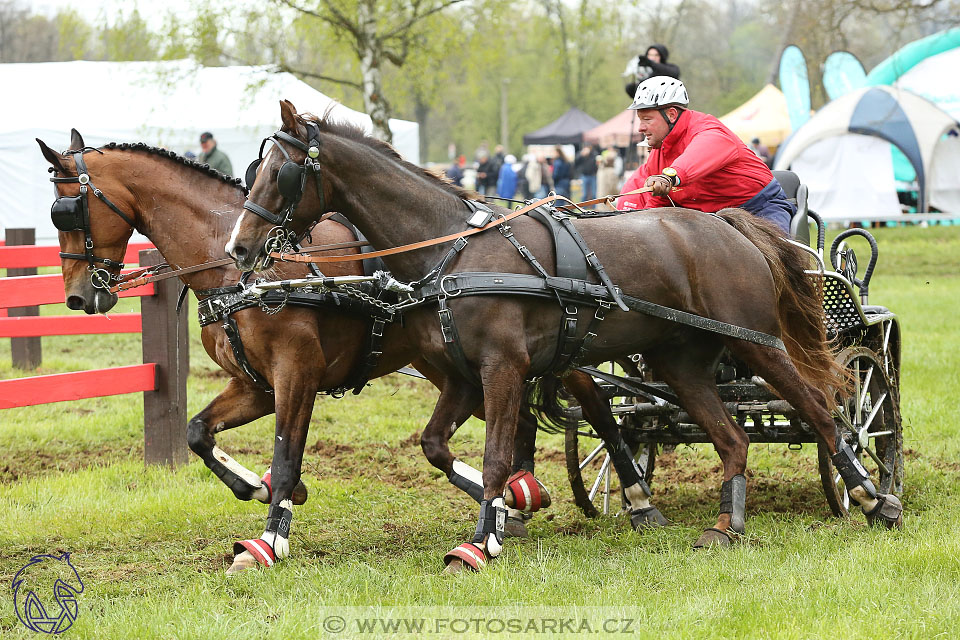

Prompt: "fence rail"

[1,230,188,467]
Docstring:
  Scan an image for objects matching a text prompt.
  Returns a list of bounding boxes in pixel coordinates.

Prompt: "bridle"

[50,147,137,290]
[243,122,326,254]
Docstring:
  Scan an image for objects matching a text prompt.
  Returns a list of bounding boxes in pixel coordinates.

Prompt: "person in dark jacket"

[552,147,572,199]
[574,145,599,202]
[198,132,233,176]
[624,44,681,99]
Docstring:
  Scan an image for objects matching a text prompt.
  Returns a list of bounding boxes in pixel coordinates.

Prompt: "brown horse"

[37,129,564,574]
[227,101,903,571]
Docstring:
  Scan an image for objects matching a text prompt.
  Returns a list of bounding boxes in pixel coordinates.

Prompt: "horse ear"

[70,128,85,150]
[279,99,298,132]
[36,138,67,173]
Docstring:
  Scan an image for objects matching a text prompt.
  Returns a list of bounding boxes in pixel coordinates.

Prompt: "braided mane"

[99,141,248,194]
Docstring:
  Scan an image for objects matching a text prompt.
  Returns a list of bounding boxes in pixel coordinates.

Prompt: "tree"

[275,0,466,142]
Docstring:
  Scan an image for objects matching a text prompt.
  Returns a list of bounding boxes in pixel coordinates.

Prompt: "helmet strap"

[659,107,683,133]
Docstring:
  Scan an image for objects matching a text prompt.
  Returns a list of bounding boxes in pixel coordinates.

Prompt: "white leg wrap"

[212,445,263,488]
[624,483,651,511]
[452,459,484,486]
[262,499,293,560]
[484,497,506,558]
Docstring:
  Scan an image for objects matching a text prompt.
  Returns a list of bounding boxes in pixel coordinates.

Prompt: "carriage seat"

[772,170,811,246]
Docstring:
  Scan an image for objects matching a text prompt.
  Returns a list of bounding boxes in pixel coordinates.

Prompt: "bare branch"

[277,63,362,89]
[275,0,362,40]
[382,0,465,41]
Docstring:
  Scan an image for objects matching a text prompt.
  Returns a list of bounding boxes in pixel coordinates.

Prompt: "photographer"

[624,44,681,99]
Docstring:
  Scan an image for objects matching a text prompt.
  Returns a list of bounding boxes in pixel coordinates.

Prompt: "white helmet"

[628,76,689,111]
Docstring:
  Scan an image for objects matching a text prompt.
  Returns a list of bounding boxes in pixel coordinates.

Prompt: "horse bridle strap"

[243,125,325,228]
[50,148,139,287]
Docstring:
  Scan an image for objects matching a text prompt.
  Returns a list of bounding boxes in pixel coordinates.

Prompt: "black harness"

[50,148,138,290]
[243,123,326,254]
[240,130,788,390]
[410,204,787,386]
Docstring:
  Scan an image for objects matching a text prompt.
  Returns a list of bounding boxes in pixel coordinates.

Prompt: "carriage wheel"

[817,347,902,517]
[565,358,656,518]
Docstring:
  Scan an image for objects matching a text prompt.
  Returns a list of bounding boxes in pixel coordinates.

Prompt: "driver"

[617,77,795,234]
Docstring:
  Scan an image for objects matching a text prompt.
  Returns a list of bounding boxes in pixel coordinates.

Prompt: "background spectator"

[198,132,233,176]
[552,146,572,199]
[446,156,464,186]
[475,152,496,195]
[497,154,518,199]
[750,137,773,167]
[575,145,599,202]
[624,44,681,99]
[597,148,621,209]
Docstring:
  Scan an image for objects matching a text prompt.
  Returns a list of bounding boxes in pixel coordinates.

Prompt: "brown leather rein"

[110,189,651,292]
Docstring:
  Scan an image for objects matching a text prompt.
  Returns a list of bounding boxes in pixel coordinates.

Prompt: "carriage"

[565,171,904,519]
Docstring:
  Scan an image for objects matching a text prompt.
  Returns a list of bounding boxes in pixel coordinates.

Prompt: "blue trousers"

[740,179,795,235]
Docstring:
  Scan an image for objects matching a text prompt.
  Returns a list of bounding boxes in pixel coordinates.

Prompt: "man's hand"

[645,174,673,197]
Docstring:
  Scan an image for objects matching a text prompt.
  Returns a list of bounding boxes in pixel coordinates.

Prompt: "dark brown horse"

[37,129,564,574]
[227,101,903,571]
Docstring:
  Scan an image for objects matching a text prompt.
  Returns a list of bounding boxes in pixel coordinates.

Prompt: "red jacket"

[618,110,773,212]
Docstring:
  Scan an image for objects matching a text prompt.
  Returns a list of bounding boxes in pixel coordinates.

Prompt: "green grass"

[1,226,959,639]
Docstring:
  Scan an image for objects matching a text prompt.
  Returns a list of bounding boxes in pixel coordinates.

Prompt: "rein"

[263,190,650,265]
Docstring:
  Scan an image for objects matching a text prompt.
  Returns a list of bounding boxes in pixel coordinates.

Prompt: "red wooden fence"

[0,231,189,467]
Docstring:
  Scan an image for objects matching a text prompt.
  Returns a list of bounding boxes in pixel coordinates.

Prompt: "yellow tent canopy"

[718,84,791,148]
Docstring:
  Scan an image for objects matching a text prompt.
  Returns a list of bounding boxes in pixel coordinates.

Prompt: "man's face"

[201,139,214,153]
[635,107,677,148]
[646,48,661,63]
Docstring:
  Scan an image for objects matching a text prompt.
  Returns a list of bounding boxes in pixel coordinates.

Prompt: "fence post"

[139,249,189,467]
[6,228,41,369]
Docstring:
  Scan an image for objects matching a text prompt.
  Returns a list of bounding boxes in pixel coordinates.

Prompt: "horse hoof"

[865,494,903,529]
[630,506,670,530]
[693,527,733,549]
[292,480,308,506]
[226,550,260,575]
[504,471,551,512]
[443,559,465,575]
[443,542,487,573]
[504,515,529,539]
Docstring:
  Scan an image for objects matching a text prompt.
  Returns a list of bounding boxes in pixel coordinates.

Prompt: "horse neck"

[321,135,468,281]
[102,151,245,291]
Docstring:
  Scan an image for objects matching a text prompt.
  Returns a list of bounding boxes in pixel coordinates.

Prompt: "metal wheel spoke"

[856,365,875,417]
[579,442,606,471]
[863,446,891,476]
[866,430,893,439]
[834,407,856,432]
[588,455,611,501]
[860,391,888,434]
[854,359,862,424]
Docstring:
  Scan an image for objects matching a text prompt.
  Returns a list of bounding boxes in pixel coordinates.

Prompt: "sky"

[30,0,253,29]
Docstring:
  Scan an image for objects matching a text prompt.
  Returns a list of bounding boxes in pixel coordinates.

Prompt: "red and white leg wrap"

[256,467,274,504]
[443,542,487,571]
[233,538,276,568]
[505,470,548,513]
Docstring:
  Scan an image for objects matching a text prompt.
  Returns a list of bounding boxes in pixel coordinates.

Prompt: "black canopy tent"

[522,107,602,145]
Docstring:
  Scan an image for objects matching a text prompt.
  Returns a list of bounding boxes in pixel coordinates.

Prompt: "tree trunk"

[358,0,393,143]
[414,93,430,163]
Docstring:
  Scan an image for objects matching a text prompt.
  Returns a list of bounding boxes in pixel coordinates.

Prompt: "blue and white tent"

[774,86,960,219]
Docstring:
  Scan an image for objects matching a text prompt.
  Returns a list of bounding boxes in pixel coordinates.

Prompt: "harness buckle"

[453,236,468,252]
[439,275,462,298]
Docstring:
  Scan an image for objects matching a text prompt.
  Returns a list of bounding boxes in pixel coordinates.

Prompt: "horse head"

[37,129,138,314]
[227,99,330,272]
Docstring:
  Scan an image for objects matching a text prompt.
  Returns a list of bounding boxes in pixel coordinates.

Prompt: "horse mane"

[298,112,476,201]
[95,142,248,194]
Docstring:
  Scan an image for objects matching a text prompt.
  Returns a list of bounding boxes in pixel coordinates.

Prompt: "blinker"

[51,195,84,231]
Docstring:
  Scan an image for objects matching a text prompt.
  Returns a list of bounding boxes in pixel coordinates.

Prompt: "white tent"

[774,86,960,219]
[0,60,420,239]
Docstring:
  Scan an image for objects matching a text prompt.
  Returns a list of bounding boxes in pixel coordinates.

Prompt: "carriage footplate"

[719,474,746,535]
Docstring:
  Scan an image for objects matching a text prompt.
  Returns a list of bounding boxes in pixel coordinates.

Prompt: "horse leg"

[443,356,527,573]
[644,342,751,547]
[502,404,553,537]
[727,341,902,528]
[561,370,669,530]
[228,376,319,575]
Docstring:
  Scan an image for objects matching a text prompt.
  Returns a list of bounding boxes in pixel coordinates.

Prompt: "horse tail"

[524,374,582,433]
[716,208,844,401]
